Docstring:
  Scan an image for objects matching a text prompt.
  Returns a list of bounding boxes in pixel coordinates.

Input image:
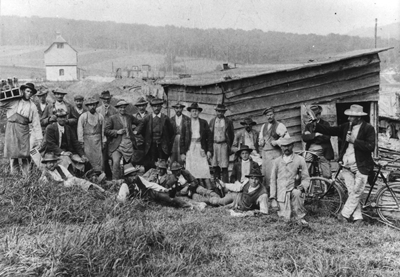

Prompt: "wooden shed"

[159,48,391,157]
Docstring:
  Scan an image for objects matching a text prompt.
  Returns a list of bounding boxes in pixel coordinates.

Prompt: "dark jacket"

[44,123,84,156]
[96,105,118,120]
[105,114,141,153]
[40,101,76,128]
[180,118,213,155]
[209,116,235,152]
[315,120,375,175]
[232,129,259,154]
[230,159,259,183]
[302,118,334,160]
[135,113,175,156]
[171,114,190,135]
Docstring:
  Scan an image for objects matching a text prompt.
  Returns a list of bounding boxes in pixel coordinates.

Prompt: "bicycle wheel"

[306,177,346,216]
[375,183,400,226]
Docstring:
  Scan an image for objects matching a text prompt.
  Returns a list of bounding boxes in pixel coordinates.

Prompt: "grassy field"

[1,165,400,277]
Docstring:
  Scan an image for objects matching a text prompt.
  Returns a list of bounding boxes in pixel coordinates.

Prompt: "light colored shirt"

[343,123,361,172]
[175,114,182,127]
[75,107,84,115]
[191,118,200,139]
[244,131,255,149]
[152,113,161,118]
[57,123,65,147]
[241,159,251,182]
[40,103,47,112]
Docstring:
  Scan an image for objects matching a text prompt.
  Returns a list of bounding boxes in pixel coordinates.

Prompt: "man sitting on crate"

[302,104,334,178]
[0,82,42,176]
[270,137,310,225]
[313,104,375,226]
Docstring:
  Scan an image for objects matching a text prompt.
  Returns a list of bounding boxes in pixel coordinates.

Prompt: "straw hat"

[344,104,367,116]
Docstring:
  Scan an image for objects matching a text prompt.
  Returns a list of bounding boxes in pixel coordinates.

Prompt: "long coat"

[315,120,375,175]
[44,123,84,156]
[180,118,213,155]
[135,113,175,156]
[104,114,141,154]
[209,116,235,152]
[302,118,334,160]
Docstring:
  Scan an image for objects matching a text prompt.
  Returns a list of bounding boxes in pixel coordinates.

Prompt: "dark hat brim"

[85,101,99,106]
[172,104,186,108]
[150,100,164,106]
[240,121,256,126]
[41,158,59,163]
[245,174,264,178]
[235,148,253,155]
[99,96,112,99]
[52,90,67,95]
[187,107,203,112]
[135,102,148,106]
[20,84,37,94]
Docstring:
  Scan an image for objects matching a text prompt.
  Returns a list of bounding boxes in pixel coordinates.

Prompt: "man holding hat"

[105,100,141,179]
[44,109,89,174]
[135,98,174,170]
[270,137,310,224]
[39,152,104,192]
[209,165,269,214]
[134,97,149,120]
[230,145,259,183]
[0,82,42,176]
[180,102,213,189]
[170,101,189,165]
[302,104,334,178]
[77,97,106,171]
[259,107,290,188]
[41,88,76,130]
[209,104,235,183]
[313,104,375,225]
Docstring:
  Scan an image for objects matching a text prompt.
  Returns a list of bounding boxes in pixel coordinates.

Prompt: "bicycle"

[308,157,400,229]
[296,150,346,216]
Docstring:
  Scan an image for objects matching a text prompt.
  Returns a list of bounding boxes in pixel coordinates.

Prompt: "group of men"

[1,82,375,226]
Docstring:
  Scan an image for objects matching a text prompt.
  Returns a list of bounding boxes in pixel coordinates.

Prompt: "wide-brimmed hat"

[279,137,295,146]
[135,97,148,106]
[85,97,99,106]
[150,98,164,106]
[52,88,67,95]
[20,83,37,95]
[310,104,322,114]
[187,102,203,112]
[84,169,106,183]
[215,104,228,112]
[170,161,182,171]
[245,166,264,178]
[344,104,367,116]
[100,90,112,99]
[115,100,129,107]
[55,109,68,117]
[172,102,185,109]
[156,160,168,169]
[74,95,84,101]
[263,107,275,115]
[240,117,256,126]
[41,153,59,163]
[235,145,253,156]
[124,164,140,176]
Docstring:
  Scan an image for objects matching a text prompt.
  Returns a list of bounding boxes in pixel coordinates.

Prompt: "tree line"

[1,16,398,67]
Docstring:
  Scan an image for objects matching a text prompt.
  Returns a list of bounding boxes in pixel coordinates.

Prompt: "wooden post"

[370,101,379,157]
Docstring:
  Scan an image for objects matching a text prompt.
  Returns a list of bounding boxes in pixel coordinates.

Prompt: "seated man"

[39,153,104,192]
[141,160,176,189]
[230,145,260,183]
[270,137,310,225]
[43,109,89,174]
[116,163,192,209]
[209,166,269,214]
[169,161,221,202]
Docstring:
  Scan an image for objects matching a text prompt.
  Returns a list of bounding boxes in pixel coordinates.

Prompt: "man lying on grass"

[209,166,269,214]
[39,152,105,192]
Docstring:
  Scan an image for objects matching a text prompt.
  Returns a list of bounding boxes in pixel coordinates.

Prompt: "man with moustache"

[134,97,149,120]
[41,88,76,130]
[270,137,310,225]
[170,102,189,165]
[77,98,106,171]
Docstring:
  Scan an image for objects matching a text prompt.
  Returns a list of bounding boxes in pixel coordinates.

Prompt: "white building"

[44,33,78,81]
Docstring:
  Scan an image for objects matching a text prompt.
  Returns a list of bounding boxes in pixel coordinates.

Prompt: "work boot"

[337,213,349,223]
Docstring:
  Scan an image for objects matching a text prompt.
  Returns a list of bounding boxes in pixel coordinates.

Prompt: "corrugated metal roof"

[159,47,392,87]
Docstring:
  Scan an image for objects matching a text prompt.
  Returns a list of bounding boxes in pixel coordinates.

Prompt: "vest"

[152,116,162,143]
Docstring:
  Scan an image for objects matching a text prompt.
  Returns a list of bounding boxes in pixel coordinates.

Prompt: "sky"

[1,0,399,35]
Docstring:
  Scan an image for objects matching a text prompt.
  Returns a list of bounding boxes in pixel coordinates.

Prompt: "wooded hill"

[1,16,399,68]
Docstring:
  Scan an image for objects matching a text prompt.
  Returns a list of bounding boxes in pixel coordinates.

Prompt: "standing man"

[34,87,51,117]
[302,104,334,178]
[134,97,149,120]
[232,117,261,164]
[259,107,290,188]
[135,98,174,171]
[180,103,213,189]
[70,95,87,132]
[170,102,189,165]
[270,137,310,225]
[77,98,106,171]
[96,90,118,177]
[209,104,234,183]
[105,100,141,179]
[314,104,375,225]
[41,89,76,130]
[0,82,42,176]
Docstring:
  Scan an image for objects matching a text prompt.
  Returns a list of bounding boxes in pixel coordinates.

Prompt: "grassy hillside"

[1,167,400,276]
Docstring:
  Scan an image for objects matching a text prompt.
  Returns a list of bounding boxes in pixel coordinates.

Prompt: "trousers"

[340,169,368,220]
